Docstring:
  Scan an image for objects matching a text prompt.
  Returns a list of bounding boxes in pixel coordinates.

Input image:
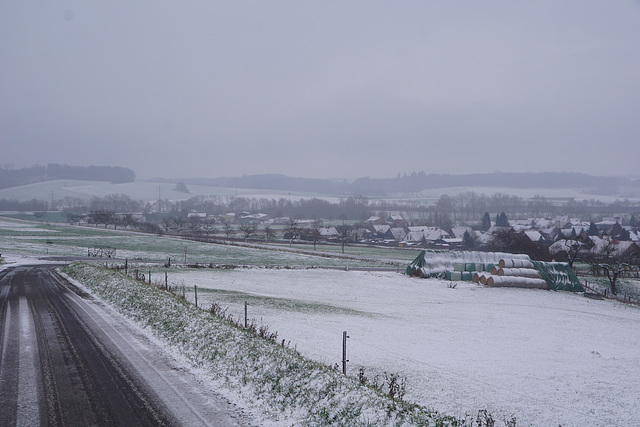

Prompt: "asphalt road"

[0,264,250,426]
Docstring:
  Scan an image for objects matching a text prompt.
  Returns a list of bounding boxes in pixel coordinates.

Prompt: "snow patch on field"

[169,268,640,427]
[61,263,459,426]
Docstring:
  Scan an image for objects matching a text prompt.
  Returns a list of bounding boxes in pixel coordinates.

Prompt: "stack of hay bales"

[405,250,528,279]
[408,251,583,293]
[473,271,493,285]
[482,258,548,289]
[448,262,495,282]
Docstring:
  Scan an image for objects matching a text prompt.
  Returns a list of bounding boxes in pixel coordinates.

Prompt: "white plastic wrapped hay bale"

[499,259,534,269]
[486,276,548,289]
[498,268,541,278]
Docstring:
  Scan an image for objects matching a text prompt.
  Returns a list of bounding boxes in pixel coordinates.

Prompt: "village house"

[403,227,451,246]
[187,212,207,219]
[585,236,640,261]
[451,226,473,239]
[387,215,407,227]
[384,227,407,242]
[318,226,339,240]
[596,217,622,233]
[267,217,291,225]
[370,224,390,238]
[239,213,269,224]
[365,215,386,225]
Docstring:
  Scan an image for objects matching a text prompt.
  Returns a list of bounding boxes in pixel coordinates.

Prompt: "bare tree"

[263,225,276,243]
[552,235,594,268]
[339,228,351,254]
[65,212,82,223]
[223,222,236,239]
[592,234,637,295]
[163,216,187,234]
[283,221,301,247]
[307,222,322,250]
[60,196,84,210]
[89,210,115,228]
[436,194,456,223]
[99,193,139,213]
[187,215,203,234]
[239,223,257,241]
[595,262,630,295]
[202,220,217,238]
[120,213,138,229]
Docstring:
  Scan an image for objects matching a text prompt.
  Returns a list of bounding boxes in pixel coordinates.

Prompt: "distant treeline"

[0,198,48,212]
[0,164,136,189]
[350,172,640,195]
[155,172,640,196]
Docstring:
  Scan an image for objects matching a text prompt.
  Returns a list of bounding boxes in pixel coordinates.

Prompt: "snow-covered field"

[0,179,342,203]
[2,217,639,426]
[2,179,638,206]
[171,268,640,427]
[0,217,399,268]
[391,186,640,204]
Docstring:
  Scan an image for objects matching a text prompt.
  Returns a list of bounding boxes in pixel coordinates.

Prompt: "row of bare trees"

[371,192,640,225]
[47,189,640,231]
[552,233,640,295]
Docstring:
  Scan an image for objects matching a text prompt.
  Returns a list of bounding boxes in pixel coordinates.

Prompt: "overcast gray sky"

[2,1,639,180]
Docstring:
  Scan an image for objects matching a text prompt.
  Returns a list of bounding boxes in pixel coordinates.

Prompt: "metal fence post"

[244,301,248,328]
[342,331,349,375]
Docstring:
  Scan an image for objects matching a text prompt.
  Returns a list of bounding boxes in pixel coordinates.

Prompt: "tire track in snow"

[17,295,42,426]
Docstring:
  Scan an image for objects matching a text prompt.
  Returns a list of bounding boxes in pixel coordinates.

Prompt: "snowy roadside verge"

[60,263,460,426]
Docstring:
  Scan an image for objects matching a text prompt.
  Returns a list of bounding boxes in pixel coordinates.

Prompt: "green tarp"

[531,261,584,292]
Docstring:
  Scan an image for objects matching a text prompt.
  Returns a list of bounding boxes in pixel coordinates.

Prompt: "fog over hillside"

[2,168,640,210]
[3,164,640,200]
[158,172,640,197]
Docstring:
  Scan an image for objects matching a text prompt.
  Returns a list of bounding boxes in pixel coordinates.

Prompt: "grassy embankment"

[61,263,461,427]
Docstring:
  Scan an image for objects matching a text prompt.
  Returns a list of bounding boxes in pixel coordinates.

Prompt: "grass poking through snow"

[61,263,461,426]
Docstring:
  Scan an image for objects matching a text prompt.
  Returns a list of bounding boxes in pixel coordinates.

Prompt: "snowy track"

[0,265,249,426]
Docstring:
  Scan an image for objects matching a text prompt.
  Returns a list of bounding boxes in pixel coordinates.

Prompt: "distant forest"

[0,164,136,189]
[156,172,640,196]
